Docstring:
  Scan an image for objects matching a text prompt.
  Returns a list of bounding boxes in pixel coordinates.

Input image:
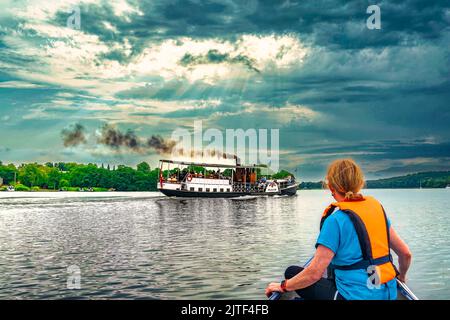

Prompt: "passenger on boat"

[265,159,412,300]
[180,169,188,181]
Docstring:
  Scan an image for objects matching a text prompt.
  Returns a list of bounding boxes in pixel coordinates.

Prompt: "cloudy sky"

[0,0,449,180]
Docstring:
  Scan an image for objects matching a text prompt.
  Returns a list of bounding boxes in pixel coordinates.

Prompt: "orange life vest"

[320,196,398,285]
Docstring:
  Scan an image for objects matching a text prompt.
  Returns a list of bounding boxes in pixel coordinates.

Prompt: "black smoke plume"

[146,135,177,154]
[61,123,87,147]
[97,124,141,151]
[96,124,177,154]
[63,123,239,160]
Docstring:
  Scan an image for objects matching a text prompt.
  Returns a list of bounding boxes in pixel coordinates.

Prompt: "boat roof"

[159,159,267,169]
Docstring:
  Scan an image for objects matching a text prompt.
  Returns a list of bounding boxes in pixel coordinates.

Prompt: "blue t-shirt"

[316,209,397,300]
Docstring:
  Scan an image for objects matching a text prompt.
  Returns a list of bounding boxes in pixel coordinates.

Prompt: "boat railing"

[163,174,232,183]
[231,179,297,193]
[162,175,297,192]
[164,179,179,184]
[232,182,265,193]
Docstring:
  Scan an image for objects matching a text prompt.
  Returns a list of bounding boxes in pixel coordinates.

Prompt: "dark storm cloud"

[243,0,450,48]
[47,0,449,58]
[61,123,87,147]
[294,140,450,161]
[179,49,260,73]
[1,0,449,179]
[283,139,450,179]
[161,0,228,25]
[50,0,235,61]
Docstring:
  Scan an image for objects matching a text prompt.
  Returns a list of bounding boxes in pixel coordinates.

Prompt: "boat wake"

[230,195,258,200]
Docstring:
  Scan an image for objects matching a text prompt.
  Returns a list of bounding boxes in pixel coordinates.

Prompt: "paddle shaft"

[396,279,419,300]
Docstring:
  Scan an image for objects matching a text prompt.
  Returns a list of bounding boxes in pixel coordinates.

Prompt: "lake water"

[0,189,448,299]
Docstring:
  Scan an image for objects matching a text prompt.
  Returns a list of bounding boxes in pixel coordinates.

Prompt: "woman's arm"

[265,245,334,296]
[389,226,412,282]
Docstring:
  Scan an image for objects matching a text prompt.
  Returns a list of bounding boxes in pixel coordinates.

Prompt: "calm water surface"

[0,189,449,299]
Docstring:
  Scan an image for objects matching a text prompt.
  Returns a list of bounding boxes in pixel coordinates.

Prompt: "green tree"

[222,169,233,177]
[57,162,68,171]
[19,163,47,187]
[112,165,137,191]
[0,163,18,185]
[59,179,70,188]
[137,161,150,173]
[272,170,294,179]
[47,167,61,189]
[68,164,102,188]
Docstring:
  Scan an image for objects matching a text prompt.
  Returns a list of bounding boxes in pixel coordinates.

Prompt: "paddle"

[396,279,419,300]
[268,291,282,300]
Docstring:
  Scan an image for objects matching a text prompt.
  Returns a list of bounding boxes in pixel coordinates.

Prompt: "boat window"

[206,188,210,192]
[227,188,230,192]
[190,187,194,191]
[198,188,203,192]
[213,188,217,192]
[220,188,224,192]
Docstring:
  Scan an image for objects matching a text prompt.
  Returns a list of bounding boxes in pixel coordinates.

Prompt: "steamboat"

[157,159,298,198]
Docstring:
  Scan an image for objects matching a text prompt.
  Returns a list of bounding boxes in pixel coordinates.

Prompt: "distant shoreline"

[1,187,448,193]
[299,187,449,190]
[300,171,450,190]
[1,161,449,192]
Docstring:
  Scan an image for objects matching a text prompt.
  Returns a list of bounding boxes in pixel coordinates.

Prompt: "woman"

[265,159,412,300]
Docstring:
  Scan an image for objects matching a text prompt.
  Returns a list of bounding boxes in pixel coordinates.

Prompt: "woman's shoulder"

[330,208,348,218]
[327,209,354,226]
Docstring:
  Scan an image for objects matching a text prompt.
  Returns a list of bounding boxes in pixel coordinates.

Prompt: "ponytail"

[344,190,363,201]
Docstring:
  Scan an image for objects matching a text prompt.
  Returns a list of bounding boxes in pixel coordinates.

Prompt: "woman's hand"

[265,282,282,297]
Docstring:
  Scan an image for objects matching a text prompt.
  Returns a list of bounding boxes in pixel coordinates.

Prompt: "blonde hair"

[324,159,365,200]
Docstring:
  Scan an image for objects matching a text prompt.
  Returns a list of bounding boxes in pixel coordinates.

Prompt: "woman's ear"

[329,186,336,197]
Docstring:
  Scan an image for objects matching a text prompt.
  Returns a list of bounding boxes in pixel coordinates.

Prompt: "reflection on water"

[0,189,449,299]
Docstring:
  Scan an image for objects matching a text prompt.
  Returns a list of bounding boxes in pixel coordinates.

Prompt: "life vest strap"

[331,254,392,271]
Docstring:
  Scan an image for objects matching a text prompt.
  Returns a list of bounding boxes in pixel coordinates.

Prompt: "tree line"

[0,161,159,191]
[300,171,450,189]
[366,171,450,189]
